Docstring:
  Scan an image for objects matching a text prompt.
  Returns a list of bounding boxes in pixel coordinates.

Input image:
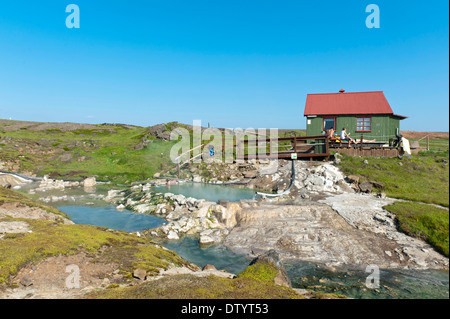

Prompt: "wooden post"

[360,134,363,151]
[270,138,273,157]
[294,136,297,153]
[427,135,430,151]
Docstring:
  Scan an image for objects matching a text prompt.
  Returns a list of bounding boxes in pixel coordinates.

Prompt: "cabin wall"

[306,115,400,142]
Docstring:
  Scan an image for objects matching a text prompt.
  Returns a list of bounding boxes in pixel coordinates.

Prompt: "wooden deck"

[329,137,399,157]
[236,135,330,160]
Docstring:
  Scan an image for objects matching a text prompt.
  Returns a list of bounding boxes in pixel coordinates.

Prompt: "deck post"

[360,134,363,151]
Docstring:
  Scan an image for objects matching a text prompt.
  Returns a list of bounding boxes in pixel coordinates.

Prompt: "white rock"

[83,177,96,187]
[167,230,179,240]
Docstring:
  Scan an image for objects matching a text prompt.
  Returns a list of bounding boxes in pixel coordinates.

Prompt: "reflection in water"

[58,205,165,233]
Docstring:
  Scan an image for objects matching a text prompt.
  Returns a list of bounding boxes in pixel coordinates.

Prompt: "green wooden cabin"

[304,90,407,143]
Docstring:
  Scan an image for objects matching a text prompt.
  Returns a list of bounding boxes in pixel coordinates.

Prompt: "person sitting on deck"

[340,128,356,144]
[325,128,335,139]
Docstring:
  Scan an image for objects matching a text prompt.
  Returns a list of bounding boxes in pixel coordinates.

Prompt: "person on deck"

[325,128,335,139]
[340,127,356,144]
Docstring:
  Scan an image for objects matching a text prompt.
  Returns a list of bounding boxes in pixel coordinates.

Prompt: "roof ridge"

[307,91,384,96]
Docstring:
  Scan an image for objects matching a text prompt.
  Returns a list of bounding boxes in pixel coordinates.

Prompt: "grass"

[0,121,307,182]
[336,147,449,256]
[384,202,449,257]
[0,124,177,183]
[337,151,449,207]
[87,273,302,299]
[409,136,449,152]
[0,216,187,285]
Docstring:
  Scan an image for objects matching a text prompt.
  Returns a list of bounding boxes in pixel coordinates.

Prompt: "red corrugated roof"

[304,91,396,116]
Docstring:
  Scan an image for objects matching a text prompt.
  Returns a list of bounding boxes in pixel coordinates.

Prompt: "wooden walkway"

[235,135,330,161]
[173,134,401,177]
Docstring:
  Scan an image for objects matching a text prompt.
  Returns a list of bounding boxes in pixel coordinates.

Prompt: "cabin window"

[323,117,336,131]
[356,117,371,132]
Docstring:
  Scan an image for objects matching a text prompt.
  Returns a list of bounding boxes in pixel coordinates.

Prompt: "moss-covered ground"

[336,149,449,257]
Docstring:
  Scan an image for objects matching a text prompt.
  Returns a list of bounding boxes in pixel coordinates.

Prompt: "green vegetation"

[0,216,187,285]
[409,137,449,152]
[384,202,449,257]
[88,273,301,299]
[336,148,449,256]
[237,260,278,282]
[337,151,449,207]
[0,184,188,286]
[0,121,308,183]
[0,123,177,183]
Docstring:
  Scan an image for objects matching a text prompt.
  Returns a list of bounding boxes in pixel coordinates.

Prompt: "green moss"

[87,274,302,299]
[384,201,449,257]
[338,152,449,207]
[0,188,188,286]
[237,260,278,282]
[0,218,188,285]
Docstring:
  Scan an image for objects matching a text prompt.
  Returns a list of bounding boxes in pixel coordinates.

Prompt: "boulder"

[193,175,202,183]
[410,141,420,149]
[133,268,147,280]
[59,153,72,162]
[20,275,33,287]
[346,175,360,184]
[83,177,96,187]
[370,181,385,189]
[359,181,373,193]
[202,264,217,271]
[167,230,180,240]
[244,250,292,288]
[242,171,258,179]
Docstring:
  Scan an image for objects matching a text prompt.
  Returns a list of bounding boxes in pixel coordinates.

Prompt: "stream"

[21,182,449,299]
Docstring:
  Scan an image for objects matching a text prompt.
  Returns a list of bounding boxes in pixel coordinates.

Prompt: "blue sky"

[0,0,448,131]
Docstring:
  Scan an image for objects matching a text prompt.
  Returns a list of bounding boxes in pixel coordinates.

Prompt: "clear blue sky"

[0,0,448,131]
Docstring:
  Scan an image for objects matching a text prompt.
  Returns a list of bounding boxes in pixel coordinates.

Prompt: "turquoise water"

[58,204,251,274]
[162,236,252,274]
[58,204,449,298]
[58,205,165,233]
[52,179,448,299]
[152,182,257,202]
[285,259,449,299]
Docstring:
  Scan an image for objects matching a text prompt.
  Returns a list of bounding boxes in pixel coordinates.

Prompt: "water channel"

[26,182,447,299]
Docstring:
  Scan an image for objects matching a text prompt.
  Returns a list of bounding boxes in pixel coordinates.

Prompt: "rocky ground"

[93,159,449,271]
[0,179,310,299]
[1,155,448,299]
